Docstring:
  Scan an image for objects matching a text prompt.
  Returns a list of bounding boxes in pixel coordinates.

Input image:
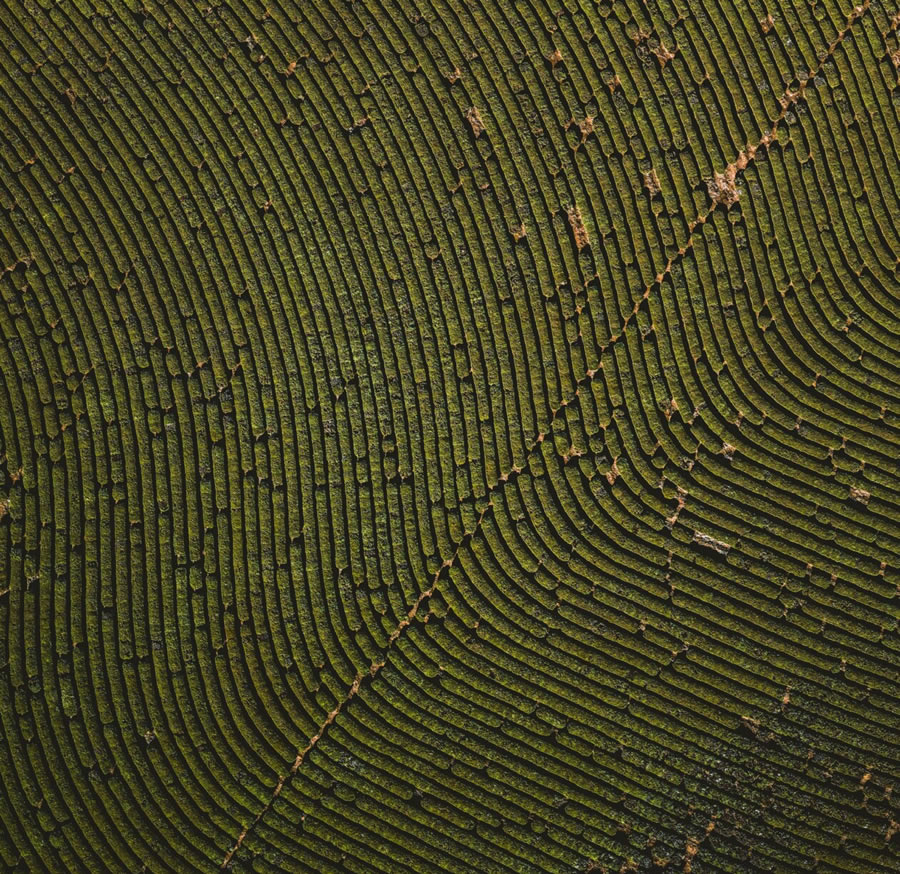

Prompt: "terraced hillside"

[1,0,899,871]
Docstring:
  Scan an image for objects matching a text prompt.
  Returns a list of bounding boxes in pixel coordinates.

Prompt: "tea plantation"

[1,0,898,872]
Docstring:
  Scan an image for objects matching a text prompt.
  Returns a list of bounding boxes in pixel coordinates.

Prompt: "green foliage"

[0,0,898,872]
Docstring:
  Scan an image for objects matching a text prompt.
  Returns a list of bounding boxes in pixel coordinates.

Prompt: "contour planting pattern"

[0,0,899,872]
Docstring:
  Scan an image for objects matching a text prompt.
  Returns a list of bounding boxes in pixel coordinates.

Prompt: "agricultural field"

[0,0,899,871]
